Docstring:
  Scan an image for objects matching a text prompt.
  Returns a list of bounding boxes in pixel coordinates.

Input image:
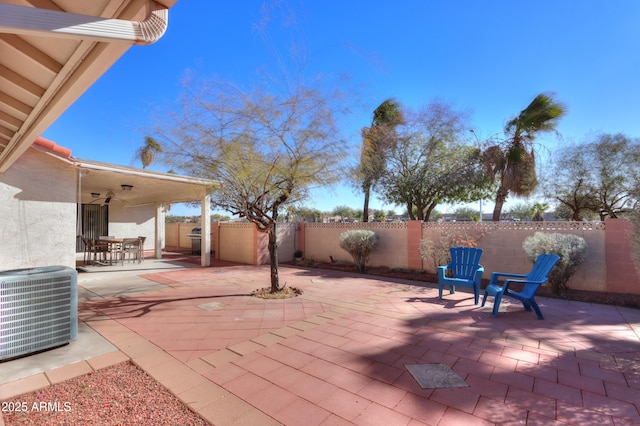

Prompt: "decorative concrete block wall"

[218,223,255,264]
[605,218,638,294]
[421,221,607,292]
[304,222,408,269]
[164,219,640,295]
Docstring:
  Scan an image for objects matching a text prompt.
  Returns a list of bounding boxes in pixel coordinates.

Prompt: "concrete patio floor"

[1,258,640,425]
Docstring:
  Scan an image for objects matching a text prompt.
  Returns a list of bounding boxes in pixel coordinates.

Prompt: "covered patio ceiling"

[78,158,217,207]
[0,0,178,173]
[31,136,219,211]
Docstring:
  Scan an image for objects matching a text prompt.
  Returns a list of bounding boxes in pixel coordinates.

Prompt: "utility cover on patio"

[405,363,469,389]
[197,302,228,311]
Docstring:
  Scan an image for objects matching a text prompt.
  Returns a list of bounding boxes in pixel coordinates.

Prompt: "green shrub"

[522,232,587,295]
[339,230,379,273]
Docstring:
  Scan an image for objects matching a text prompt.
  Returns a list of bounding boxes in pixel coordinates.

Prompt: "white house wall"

[105,201,156,250]
[0,149,77,270]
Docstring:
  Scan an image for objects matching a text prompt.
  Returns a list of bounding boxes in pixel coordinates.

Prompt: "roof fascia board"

[75,158,218,187]
[0,2,168,45]
[27,143,217,190]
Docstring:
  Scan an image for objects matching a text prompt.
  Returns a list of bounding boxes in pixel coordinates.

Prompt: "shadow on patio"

[3,261,638,425]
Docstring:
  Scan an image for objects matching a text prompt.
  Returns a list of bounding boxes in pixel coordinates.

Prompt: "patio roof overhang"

[33,136,219,207]
[0,0,178,173]
[75,159,217,267]
[32,136,217,266]
[76,159,218,207]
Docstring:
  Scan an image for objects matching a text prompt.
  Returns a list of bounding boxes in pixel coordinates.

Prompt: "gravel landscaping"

[2,362,209,426]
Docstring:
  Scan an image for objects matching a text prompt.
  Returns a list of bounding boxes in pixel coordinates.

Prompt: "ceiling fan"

[90,185,134,205]
[104,190,116,204]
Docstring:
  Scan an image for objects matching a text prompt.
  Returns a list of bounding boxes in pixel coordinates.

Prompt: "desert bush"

[301,256,316,267]
[339,230,379,272]
[522,232,587,295]
[419,227,487,271]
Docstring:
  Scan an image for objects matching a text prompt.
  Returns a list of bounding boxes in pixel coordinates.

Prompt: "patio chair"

[481,254,560,319]
[122,238,143,264]
[438,247,484,304]
[81,237,92,265]
[138,236,146,262]
[81,237,108,265]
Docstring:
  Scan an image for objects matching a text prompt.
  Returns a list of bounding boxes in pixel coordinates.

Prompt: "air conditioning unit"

[0,266,78,361]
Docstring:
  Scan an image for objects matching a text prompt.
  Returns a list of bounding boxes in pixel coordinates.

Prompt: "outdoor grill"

[187,227,201,255]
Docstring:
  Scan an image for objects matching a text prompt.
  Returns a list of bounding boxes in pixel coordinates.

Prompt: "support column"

[201,193,211,267]
[155,204,164,259]
[253,224,259,265]
[605,218,639,294]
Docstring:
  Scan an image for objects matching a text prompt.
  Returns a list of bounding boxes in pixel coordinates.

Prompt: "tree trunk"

[268,227,279,292]
[362,184,370,222]
[268,208,280,293]
[424,201,438,222]
[492,184,509,222]
[407,202,415,220]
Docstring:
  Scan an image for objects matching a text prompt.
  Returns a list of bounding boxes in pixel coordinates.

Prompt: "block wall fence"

[165,219,640,296]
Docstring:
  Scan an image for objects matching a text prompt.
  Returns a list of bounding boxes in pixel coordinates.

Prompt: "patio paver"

[1,261,640,425]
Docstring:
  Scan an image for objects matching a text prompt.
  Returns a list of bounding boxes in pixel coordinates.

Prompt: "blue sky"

[42,1,640,217]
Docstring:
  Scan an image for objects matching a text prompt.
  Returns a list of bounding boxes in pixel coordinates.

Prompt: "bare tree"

[543,143,600,221]
[545,134,640,221]
[589,133,640,220]
[148,76,348,292]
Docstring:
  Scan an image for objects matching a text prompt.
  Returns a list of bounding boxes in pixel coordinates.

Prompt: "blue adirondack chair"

[481,254,560,319]
[438,247,484,304]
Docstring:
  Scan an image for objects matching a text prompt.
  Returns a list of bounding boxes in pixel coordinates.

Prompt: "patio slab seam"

[200,311,352,369]
[80,307,280,425]
[0,350,130,401]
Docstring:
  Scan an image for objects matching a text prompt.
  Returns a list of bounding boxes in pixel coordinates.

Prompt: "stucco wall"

[107,201,156,250]
[0,149,77,270]
[421,221,607,292]
[275,223,297,263]
[304,222,408,268]
[218,223,256,264]
[166,221,299,264]
[166,223,195,249]
[605,219,638,294]
[163,219,639,295]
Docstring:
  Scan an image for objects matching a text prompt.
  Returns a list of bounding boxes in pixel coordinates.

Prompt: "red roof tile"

[33,137,72,158]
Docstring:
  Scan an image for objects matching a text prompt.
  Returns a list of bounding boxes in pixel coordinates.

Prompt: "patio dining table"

[95,237,141,265]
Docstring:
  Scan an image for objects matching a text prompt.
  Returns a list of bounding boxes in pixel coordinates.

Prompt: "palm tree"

[532,202,549,221]
[489,93,566,221]
[359,99,404,222]
[136,136,163,169]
